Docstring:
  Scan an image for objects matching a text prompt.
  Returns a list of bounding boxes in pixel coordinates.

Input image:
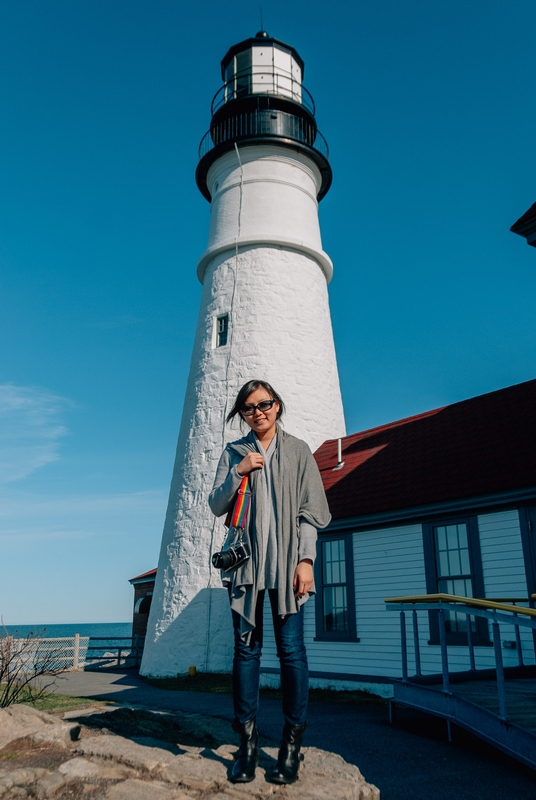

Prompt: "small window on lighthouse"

[216,314,229,347]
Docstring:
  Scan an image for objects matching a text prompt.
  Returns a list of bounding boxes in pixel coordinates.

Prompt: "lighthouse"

[141,32,345,677]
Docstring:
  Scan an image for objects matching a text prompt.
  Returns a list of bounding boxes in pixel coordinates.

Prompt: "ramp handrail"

[385,593,536,618]
[384,593,536,721]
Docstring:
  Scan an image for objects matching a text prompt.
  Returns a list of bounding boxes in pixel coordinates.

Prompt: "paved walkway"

[51,671,536,800]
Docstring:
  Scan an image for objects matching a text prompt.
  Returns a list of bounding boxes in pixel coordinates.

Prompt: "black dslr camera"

[211,540,250,573]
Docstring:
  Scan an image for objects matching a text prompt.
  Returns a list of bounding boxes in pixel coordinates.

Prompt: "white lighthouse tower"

[141,32,345,677]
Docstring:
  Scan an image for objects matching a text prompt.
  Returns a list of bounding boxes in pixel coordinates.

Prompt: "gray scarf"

[227,426,331,640]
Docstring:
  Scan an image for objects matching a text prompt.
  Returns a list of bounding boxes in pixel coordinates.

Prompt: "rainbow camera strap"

[225,476,251,529]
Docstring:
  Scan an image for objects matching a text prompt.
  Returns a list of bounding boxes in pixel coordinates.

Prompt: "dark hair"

[226,380,285,423]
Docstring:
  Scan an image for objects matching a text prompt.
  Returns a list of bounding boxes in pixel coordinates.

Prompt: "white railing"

[3,634,145,672]
[4,635,90,672]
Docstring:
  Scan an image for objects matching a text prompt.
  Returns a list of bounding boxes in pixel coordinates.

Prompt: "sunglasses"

[241,399,277,417]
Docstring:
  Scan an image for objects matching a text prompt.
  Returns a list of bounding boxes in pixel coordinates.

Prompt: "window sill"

[314,635,360,643]
[427,639,492,647]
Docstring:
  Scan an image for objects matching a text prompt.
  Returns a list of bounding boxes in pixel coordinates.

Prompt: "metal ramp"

[385,594,536,771]
[390,676,536,771]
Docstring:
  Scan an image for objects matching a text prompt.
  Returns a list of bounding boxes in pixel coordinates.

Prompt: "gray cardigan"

[209,427,331,640]
[209,439,318,574]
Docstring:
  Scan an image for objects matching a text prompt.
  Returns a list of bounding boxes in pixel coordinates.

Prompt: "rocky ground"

[0,705,379,800]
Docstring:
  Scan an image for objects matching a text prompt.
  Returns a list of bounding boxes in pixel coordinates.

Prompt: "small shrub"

[0,619,65,708]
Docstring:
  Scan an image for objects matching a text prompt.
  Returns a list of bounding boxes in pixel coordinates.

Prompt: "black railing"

[211,70,315,116]
[83,636,145,670]
[199,112,329,162]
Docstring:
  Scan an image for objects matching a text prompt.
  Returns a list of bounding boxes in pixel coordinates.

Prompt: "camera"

[212,541,250,573]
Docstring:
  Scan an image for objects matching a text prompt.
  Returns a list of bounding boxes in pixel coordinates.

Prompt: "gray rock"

[176,745,204,757]
[0,775,17,791]
[0,729,379,800]
[282,747,380,800]
[62,705,120,720]
[68,705,236,752]
[32,771,68,798]
[66,708,379,800]
[0,705,80,751]
[131,736,180,752]
[0,768,47,788]
[103,778,193,799]
[58,757,134,780]
[159,754,226,792]
[76,734,175,772]
[209,756,275,797]
[205,795,244,800]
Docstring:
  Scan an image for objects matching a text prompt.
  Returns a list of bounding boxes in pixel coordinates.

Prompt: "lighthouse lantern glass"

[224,44,302,105]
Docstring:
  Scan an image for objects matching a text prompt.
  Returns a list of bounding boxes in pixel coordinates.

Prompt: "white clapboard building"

[141,31,345,678]
[257,378,536,697]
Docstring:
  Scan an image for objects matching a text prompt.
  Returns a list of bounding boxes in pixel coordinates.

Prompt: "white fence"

[4,635,144,672]
[0,633,148,673]
[3,636,90,672]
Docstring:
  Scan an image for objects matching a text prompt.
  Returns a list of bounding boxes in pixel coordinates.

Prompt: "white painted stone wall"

[198,145,333,282]
[141,144,345,677]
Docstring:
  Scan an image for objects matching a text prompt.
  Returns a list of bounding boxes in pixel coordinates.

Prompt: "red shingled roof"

[315,379,536,521]
[129,568,157,583]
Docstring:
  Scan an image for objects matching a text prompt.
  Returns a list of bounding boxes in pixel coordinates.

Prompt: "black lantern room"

[196,32,332,202]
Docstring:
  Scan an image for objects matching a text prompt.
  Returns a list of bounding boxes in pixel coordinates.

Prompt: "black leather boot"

[270,721,307,784]
[230,718,259,783]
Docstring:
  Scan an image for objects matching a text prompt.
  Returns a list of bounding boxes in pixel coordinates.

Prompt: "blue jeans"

[230,589,308,726]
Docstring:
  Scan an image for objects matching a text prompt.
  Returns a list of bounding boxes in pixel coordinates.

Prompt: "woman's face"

[240,387,280,437]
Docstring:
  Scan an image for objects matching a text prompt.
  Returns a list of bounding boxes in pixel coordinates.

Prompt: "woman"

[209,379,331,785]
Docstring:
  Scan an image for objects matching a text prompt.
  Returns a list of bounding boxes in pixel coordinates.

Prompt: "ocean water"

[0,622,132,640]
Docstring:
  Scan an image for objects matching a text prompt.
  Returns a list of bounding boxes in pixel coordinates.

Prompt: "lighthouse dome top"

[214,31,309,115]
[220,31,305,79]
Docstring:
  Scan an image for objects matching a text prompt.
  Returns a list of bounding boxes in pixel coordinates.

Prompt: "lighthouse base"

[141,587,233,677]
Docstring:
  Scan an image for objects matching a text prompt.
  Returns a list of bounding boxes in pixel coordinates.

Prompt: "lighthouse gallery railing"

[199,113,329,161]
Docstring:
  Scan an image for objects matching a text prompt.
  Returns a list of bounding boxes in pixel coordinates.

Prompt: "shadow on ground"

[53,670,536,800]
[70,706,223,750]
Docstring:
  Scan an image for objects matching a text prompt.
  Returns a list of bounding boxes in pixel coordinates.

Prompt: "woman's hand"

[293,559,314,598]
[236,452,264,476]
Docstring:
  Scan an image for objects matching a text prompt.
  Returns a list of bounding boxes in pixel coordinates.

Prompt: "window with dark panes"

[314,535,357,641]
[434,522,475,635]
[235,51,251,96]
[423,517,488,645]
[216,314,229,347]
[322,539,347,632]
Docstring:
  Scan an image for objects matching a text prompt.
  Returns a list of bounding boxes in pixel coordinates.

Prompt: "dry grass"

[0,685,111,714]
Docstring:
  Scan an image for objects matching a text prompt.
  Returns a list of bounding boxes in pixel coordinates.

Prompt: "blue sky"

[1,1,535,624]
